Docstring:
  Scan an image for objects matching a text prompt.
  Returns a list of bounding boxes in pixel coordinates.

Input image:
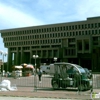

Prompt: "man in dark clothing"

[38,68,42,82]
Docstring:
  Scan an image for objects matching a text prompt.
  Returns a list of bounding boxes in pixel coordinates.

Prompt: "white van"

[48,64,60,75]
[40,64,60,75]
[40,65,50,74]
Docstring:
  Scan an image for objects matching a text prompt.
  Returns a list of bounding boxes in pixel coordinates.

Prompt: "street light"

[33,55,39,92]
[0,51,8,76]
[54,57,57,63]
[33,55,39,75]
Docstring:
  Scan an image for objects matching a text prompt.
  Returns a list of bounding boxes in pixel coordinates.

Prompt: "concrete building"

[0,16,100,72]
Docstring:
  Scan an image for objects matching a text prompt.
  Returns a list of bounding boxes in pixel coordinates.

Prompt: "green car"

[51,62,93,91]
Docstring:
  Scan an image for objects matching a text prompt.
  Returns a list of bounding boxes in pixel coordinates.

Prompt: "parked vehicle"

[84,68,92,79]
[40,65,50,74]
[48,64,62,75]
[51,62,93,91]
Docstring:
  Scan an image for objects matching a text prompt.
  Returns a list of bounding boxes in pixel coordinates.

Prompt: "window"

[82,31,84,35]
[79,31,81,35]
[77,40,82,51]
[84,39,89,50]
[98,23,100,27]
[60,27,62,31]
[85,24,87,28]
[82,25,84,29]
[66,26,68,30]
[95,30,98,34]
[63,26,66,30]
[88,30,91,35]
[69,26,71,30]
[95,23,97,28]
[91,24,94,28]
[52,28,54,31]
[92,30,94,34]
[75,25,77,29]
[72,26,74,30]
[88,24,90,28]
[78,25,80,29]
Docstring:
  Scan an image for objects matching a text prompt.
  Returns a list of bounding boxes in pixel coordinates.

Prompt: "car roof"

[54,62,87,73]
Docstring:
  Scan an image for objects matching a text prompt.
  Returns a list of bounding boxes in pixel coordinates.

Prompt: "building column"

[7,48,12,72]
[16,47,19,65]
[30,47,32,63]
[82,40,84,53]
[21,47,24,64]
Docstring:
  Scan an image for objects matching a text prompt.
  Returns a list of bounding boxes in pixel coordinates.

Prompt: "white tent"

[14,66,23,69]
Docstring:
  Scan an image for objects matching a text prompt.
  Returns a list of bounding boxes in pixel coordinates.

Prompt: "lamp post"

[33,55,39,75]
[33,55,39,91]
[54,57,57,63]
[0,51,8,78]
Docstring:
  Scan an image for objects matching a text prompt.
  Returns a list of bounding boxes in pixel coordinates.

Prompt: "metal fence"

[92,73,100,89]
[0,72,100,91]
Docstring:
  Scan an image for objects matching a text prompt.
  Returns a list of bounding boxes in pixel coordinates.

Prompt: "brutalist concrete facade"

[1,16,100,72]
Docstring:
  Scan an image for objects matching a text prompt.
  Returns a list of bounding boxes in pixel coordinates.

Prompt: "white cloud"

[0,2,44,29]
[76,0,100,19]
[0,0,100,61]
[0,1,44,58]
[0,0,100,28]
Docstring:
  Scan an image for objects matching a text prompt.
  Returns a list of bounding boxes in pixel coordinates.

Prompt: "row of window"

[10,47,58,57]
[2,23,100,36]
[77,40,89,51]
[5,39,61,46]
[65,49,76,56]
[3,29,100,42]
[4,36,100,48]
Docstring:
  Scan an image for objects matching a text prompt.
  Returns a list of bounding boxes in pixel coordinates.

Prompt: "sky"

[0,0,100,61]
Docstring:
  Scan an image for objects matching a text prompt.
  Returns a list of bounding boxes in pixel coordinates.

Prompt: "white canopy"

[14,66,23,69]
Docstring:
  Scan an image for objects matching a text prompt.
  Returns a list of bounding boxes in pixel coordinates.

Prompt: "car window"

[75,65,85,73]
[84,68,89,73]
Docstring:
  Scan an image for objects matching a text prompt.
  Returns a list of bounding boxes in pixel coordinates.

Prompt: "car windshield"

[84,68,89,73]
[74,64,86,73]
[54,63,86,74]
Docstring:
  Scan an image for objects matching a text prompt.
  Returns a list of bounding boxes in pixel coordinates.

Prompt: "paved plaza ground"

[0,97,71,100]
[0,87,100,99]
[0,74,100,99]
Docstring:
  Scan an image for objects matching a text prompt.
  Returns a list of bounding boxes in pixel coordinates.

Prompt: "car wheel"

[52,82,59,90]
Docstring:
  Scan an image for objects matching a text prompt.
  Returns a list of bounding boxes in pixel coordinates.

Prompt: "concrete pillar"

[16,47,19,65]
[7,48,12,72]
[14,53,16,65]
[82,40,84,53]
[30,47,32,63]
[21,47,24,64]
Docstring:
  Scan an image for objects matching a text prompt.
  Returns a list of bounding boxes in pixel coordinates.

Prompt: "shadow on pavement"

[37,87,91,93]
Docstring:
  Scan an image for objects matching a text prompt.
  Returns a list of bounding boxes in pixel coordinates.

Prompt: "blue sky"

[0,0,100,60]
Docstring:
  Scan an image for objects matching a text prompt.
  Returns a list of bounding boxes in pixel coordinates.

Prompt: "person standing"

[38,68,42,83]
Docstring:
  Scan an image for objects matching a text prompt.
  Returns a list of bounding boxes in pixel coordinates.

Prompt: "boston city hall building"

[1,16,100,72]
